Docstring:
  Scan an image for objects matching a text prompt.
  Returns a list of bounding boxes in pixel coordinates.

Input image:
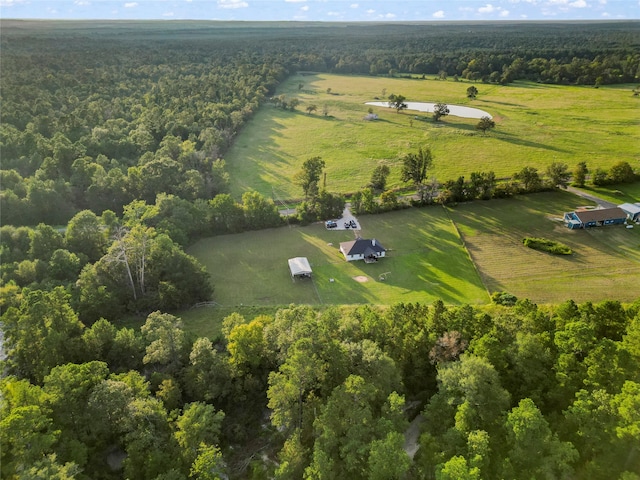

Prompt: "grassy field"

[188,208,488,308]
[226,74,639,200]
[575,182,640,205]
[447,191,640,304]
[190,191,640,308]
[181,190,639,337]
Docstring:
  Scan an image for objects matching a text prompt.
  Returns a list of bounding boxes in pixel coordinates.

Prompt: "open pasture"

[226,74,639,200]
[187,191,638,319]
[187,208,488,307]
[577,182,640,205]
[447,191,640,304]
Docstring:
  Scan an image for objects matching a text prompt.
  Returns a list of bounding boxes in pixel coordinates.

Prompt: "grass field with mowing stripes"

[188,208,488,308]
[447,191,640,304]
[180,191,639,337]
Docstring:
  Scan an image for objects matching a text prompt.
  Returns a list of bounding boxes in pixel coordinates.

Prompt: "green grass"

[176,306,282,340]
[225,74,640,200]
[575,182,640,205]
[187,208,488,308]
[168,190,638,337]
[447,191,640,304]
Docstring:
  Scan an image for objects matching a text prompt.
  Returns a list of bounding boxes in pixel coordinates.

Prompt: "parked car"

[344,222,350,228]
[349,220,357,228]
[325,220,337,229]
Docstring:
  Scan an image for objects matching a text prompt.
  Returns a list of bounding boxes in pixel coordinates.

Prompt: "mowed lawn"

[226,74,639,200]
[576,182,640,205]
[447,191,640,304]
[187,208,488,307]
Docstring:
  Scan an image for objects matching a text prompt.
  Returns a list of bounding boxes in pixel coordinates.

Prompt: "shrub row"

[523,237,573,255]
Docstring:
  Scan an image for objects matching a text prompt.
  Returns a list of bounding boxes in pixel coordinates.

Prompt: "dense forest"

[2,298,639,478]
[1,21,639,226]
[1,21,639,479]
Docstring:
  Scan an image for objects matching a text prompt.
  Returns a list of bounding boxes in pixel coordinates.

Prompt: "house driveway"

[566,186,617,209]
[333,204,360,230]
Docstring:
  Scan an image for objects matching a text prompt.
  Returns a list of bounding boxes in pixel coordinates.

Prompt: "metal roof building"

[619,203,640,222]
[288,257,312,278]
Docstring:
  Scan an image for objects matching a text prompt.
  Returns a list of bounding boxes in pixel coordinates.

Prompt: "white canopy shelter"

[288,257,312,278]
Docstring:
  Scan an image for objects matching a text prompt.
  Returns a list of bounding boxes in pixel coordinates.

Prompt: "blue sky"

[1,0,637,21]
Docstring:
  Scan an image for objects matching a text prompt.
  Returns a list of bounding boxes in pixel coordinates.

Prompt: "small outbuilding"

[288,257,312,279]
[618,203,640,222]
[563,207,627,229]
[339,238,386,262]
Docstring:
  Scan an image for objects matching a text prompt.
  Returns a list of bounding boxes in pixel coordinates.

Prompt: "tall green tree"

[0,405,60,478]
[175,402,224,467]
[475,116,495,134]
[437,456,480,480]
[513,166,543,192]
[573,161,589,187]
[433,103,450,122]
[401,147,434,202]
[241,190,282,230]
[608,161,636,184]
[65,210,107,263]
[368,431,411,480]
[2,288,84,383]
[141,311,186,373]
[294,157,325,200]
[190,444,226,480]
[546,162,571,189]
[29,223,65,262]
[209,194,244,233]
[502,398,577,480]
[369,164,390,191]
[43,362,111,465]
[387,94,408,113]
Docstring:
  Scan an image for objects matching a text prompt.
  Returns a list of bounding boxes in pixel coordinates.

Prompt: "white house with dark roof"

[339,238,386,262]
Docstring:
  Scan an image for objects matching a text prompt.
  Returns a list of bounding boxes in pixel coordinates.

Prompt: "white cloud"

[350,3,358,8]
[500,9,510,16]
[366,8,375,13]
[384,12,396,18]
[478,3,495,12]
[74,0,90,5]
[285,0,306,3]
[301,5,309,11]
[569,0,587,7]
[459,6,474,12]
[218,0,248,8]
[327,11,339,16]
[433,9,445,18]
[601,11,610,15]
[0,0,27,6]
[598,0,606,3]
[163,11,174,16]
[124,2,138,7]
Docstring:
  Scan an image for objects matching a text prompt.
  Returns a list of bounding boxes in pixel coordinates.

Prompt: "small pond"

[365,101,492,119]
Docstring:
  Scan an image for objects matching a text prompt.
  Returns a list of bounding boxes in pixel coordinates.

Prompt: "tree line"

[349,151,638,215]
